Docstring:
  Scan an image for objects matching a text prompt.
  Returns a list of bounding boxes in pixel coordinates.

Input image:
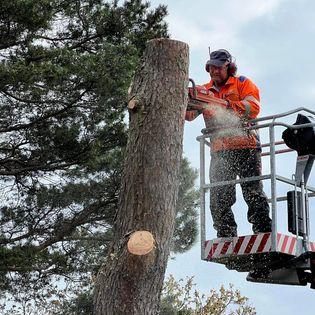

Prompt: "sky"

[148,0,315,314]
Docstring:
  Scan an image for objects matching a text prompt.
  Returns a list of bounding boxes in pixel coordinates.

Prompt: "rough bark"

[93,38,189,315]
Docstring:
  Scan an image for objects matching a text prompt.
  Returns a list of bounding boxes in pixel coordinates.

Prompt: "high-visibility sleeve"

[227,78,260,119]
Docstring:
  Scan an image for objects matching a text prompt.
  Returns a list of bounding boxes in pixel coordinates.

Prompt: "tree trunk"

[93,38,189,314]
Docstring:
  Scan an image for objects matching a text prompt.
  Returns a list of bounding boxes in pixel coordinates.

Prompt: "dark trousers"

[210,148,271,237]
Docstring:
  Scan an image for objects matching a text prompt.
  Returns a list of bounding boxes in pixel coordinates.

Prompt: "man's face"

[209,64,229,86]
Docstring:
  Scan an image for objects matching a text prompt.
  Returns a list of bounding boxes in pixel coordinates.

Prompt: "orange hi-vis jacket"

[186,75,261,152]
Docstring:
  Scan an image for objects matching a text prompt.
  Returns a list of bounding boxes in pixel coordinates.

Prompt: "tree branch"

[0,89,90,133]
[36,200,114,251]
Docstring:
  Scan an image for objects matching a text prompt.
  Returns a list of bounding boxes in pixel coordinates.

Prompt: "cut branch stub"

[127,97,139,111]
[127,230,155,255]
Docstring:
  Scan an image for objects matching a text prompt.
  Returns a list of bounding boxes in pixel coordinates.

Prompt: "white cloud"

[165,15,235,51]
[152,0,285,51]
[223,0,285,21]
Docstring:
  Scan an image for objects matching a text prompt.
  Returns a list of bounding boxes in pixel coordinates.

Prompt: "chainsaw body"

[188,78,227,113]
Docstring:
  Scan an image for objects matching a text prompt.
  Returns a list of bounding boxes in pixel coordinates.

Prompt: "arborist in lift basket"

[186,49,272,237]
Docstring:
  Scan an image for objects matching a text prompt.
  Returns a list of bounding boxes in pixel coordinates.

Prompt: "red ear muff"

[228,62,237,76]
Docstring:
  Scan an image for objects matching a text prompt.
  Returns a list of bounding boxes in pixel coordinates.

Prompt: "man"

[186,49,272,237]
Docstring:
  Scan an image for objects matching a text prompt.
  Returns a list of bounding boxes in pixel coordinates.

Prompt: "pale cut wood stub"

[127,98,138,110]
[127,230,155,255]
[94,38,189,315]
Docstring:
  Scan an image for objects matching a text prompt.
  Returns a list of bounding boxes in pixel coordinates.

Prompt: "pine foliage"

[0,0,199,309]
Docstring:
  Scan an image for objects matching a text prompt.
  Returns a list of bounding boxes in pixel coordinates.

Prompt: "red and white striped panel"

[276,233,297,255]
[204,233,315,260]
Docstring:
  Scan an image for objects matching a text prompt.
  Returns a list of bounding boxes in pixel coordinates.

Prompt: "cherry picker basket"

[197,107,315,288]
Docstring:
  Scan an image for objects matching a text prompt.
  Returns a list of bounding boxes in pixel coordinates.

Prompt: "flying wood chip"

[127,231,155,255]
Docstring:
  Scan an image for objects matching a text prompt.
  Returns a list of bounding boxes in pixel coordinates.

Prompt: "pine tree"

[0,0,199,309]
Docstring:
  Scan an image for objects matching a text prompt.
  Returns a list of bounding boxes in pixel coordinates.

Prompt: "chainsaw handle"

[189,78,196,98]
[189,78,196,88]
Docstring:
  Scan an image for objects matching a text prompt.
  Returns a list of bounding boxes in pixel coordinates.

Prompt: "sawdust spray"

[204,107,249,138]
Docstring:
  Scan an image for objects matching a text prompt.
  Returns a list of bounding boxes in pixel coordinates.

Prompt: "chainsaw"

[188,78,227,114]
